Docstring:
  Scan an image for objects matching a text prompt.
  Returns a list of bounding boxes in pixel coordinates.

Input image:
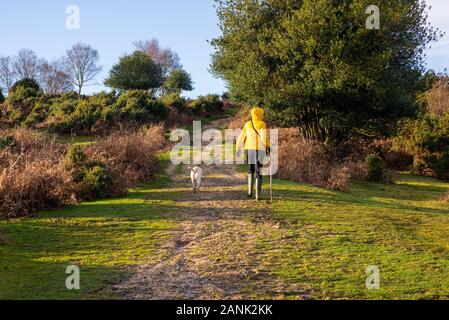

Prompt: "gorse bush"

[188,94,224,116]
[1,86,174,135]
[80,163,113,200]
[395,114,449,180]
[104,90,168,124]
[1,124,167,219]
[366,154,385,183]
[65,145,114,201]
[159,92,186,110]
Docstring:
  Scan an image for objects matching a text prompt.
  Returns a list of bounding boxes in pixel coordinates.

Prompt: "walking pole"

[269,157,273,202]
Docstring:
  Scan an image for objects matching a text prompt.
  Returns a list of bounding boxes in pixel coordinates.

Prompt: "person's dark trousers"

[246,150,265,200]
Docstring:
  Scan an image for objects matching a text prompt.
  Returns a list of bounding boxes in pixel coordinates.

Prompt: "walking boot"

[255,176,263,201]
[248,174,255,197]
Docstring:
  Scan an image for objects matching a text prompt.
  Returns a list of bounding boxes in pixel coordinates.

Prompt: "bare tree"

[427,77,449,117]
[40,60,74,94]
[134,39,181,77]
[13,49,43,80]
[63,43,102,95]
[0,56,16,93]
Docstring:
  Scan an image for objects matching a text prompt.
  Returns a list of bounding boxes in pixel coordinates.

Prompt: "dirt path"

[113,120,307,300]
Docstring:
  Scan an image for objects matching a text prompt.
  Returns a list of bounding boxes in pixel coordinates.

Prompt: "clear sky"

[1,0,448,97]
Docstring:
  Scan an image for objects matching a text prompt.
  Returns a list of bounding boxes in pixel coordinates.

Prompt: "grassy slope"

[0,154,179,300]
[262,174,449,299]
[1,149,449,299]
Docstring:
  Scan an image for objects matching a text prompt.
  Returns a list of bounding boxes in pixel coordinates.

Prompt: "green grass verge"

[261,173,449,299]
[0,153,178,300]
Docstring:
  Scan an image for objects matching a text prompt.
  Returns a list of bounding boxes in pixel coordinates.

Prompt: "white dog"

[189,166,203,193]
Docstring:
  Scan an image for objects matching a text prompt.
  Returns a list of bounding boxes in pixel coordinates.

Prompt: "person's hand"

[236,150,242,158]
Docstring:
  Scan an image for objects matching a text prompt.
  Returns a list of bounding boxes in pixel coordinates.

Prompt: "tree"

[0,90,4,104]
[426,77,449,117]
[212,0,442,143]
[10,78,41,92]
[13,49,42,81]
[105,51,164,92]
[163,69,193,94]
[63,43,102,95]
[40,60,73,94]
[134,39,181,77]
[0,56,16,93]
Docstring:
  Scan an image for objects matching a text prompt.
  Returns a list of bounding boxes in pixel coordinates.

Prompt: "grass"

[259,173,449,299]
[0,153,179,300]
[2,143,449,299]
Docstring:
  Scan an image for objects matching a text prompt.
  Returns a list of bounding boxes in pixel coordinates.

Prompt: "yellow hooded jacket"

[237,108,271,151]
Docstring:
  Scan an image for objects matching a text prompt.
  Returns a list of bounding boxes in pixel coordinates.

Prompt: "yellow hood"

[251,107,264,123]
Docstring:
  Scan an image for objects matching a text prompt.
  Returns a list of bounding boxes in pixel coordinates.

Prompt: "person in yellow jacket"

[236,107,271,200]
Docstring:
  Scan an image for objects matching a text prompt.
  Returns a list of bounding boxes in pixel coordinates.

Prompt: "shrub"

[166,107,193,128]
[104,90,168,124]
[366,154,385,182]
[159,92,186,110]
[65,145,113,200]
[370,139,413,171]
[394,114,449,180]
[5,85,40,123]
[0,124,167,219]
[49,99,102,134]
[0,128,72,218]
[79,164,113,200]
[10,78,41,92]
[188,94,224,116]
[87,124,166,189]
[277,128,364,192]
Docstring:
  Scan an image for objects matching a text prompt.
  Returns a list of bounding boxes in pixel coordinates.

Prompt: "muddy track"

[113,120,307,300]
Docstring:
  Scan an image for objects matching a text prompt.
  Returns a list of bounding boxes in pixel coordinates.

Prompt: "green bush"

[80,164,113,200]
[188,94,224,115]
[366,154,385,183]
[65,145,113,200]
[5,83,41,123]
[23,95,53,127]
[395,114,449,180]
[105,90,168,123]
[159,92,186,109]
[10,78,41,92]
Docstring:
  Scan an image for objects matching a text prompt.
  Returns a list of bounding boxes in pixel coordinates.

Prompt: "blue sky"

[1,0,448,97]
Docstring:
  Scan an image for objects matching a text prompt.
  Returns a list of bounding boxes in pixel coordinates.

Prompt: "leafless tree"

[40,60,74,94]
[13,49,43,80]
[134,38,181,77]
[427,77,449,117]
[63,43,102,95]
[0,56,16,93]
